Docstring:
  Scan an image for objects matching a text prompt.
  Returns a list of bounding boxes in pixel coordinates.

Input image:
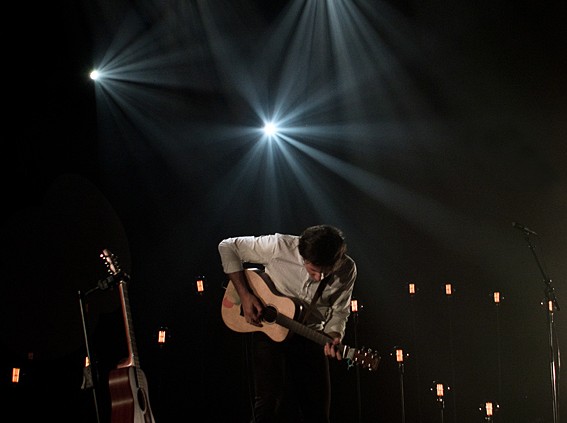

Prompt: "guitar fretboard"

[275,313,332,346]
[118,280,140,369]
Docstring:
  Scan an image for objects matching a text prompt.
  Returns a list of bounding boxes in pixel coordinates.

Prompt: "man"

[218,224,357,422]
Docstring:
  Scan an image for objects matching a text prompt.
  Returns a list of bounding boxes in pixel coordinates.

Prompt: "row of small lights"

[13,278,538,421]
[408,282,502,302]
[8,353,499,421]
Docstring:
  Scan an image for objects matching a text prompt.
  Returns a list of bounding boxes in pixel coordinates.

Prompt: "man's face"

[303,260,330,282]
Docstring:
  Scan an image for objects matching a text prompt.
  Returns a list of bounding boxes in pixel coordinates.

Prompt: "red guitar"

[101,249,156,423]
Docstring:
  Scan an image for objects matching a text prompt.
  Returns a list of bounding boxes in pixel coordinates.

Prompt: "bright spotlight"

[89,70,100,81]
[263,122,278,137]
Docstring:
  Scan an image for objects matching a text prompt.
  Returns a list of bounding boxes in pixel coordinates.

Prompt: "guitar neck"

[275,313,332,346]
[275,312,373,368]
[118,280,140,369]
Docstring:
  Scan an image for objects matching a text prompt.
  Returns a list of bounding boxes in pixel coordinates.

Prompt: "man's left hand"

[324,335,342,360]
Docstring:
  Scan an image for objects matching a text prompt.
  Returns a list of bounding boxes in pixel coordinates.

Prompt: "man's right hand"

[241,291,264,327]
[227,270,264,327]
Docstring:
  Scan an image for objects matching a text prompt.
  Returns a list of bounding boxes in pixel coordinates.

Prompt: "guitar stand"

[78,289,102,423]
[78,274,121,423]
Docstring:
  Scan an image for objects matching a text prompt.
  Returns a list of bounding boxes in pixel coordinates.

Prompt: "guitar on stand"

[101,249,156,423]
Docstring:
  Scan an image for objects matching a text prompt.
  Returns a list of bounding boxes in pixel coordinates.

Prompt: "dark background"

[2,1,566,422]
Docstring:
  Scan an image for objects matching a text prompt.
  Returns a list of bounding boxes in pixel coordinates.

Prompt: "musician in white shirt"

[218,224,357,422]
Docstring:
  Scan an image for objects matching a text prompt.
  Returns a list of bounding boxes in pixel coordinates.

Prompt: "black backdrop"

[2,1,566,422]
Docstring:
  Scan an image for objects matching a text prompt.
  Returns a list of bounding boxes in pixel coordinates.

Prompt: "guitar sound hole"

[263,306,277,323]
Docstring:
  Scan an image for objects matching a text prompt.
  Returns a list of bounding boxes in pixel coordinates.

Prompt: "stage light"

[350,298,359,313]
[435,382,444,398]
[263,122,278,137]
[391,346,409,423]
[479,400,499,421]
[12,368,20,384]
[547,299,554,312]
[89,70,100,81]
[492,291,504,305]
[408,283,417,296]
[445,283,453,296]
[391,346,408,364]
[195,275,206,294]
[430,380,450,407]
[157,326,170,345]
[493,291,501,303]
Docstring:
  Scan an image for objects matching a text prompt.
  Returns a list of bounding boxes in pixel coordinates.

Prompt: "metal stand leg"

[78,290,101,423]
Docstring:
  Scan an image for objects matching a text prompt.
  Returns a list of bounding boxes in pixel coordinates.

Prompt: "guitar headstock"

[345,346,381,372]
[101,248,121,277]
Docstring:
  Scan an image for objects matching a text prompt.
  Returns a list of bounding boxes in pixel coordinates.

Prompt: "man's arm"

[226,270,264,327]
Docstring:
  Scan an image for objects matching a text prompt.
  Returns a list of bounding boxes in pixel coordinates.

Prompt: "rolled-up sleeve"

[218,235,277,274]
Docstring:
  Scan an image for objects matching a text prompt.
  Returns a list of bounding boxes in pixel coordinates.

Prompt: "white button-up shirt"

[218,233,357,338]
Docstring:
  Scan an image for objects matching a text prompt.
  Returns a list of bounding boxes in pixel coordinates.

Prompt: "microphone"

[512,221,538,236]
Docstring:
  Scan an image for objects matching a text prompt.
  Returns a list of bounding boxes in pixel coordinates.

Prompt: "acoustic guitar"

[221,268,380,372]
[101,249,156,423]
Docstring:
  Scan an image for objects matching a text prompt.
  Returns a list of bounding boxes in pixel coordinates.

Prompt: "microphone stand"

[521,230,560,423]
[397,355,406,423]
[352,310,362,423]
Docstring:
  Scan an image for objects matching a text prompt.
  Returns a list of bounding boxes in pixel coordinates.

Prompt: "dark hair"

[298,224,346,269]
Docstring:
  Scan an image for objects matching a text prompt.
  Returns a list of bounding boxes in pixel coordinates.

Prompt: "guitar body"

[221,269,302,342]
[109,367,155,423]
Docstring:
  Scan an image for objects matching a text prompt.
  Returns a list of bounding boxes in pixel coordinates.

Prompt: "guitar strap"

[301,275,329,324]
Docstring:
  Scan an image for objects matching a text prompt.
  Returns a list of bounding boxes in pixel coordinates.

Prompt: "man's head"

[298,225,346,280]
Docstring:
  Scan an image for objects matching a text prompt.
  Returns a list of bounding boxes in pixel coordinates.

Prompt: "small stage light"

[430,381,450,422]
[493,291,501,303]
[430,380,450,406]
[350,298,359,313]
[408,283,417,296]
[195,276,206,294]
[434,382,444,400]
[391,347,408,364]
[391,346,409,423]
[12,368,20,384]
[479,400,500,421]
[156,326,171,347]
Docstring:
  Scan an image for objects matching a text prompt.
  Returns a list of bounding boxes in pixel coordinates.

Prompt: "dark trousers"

[249,332,331,423]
